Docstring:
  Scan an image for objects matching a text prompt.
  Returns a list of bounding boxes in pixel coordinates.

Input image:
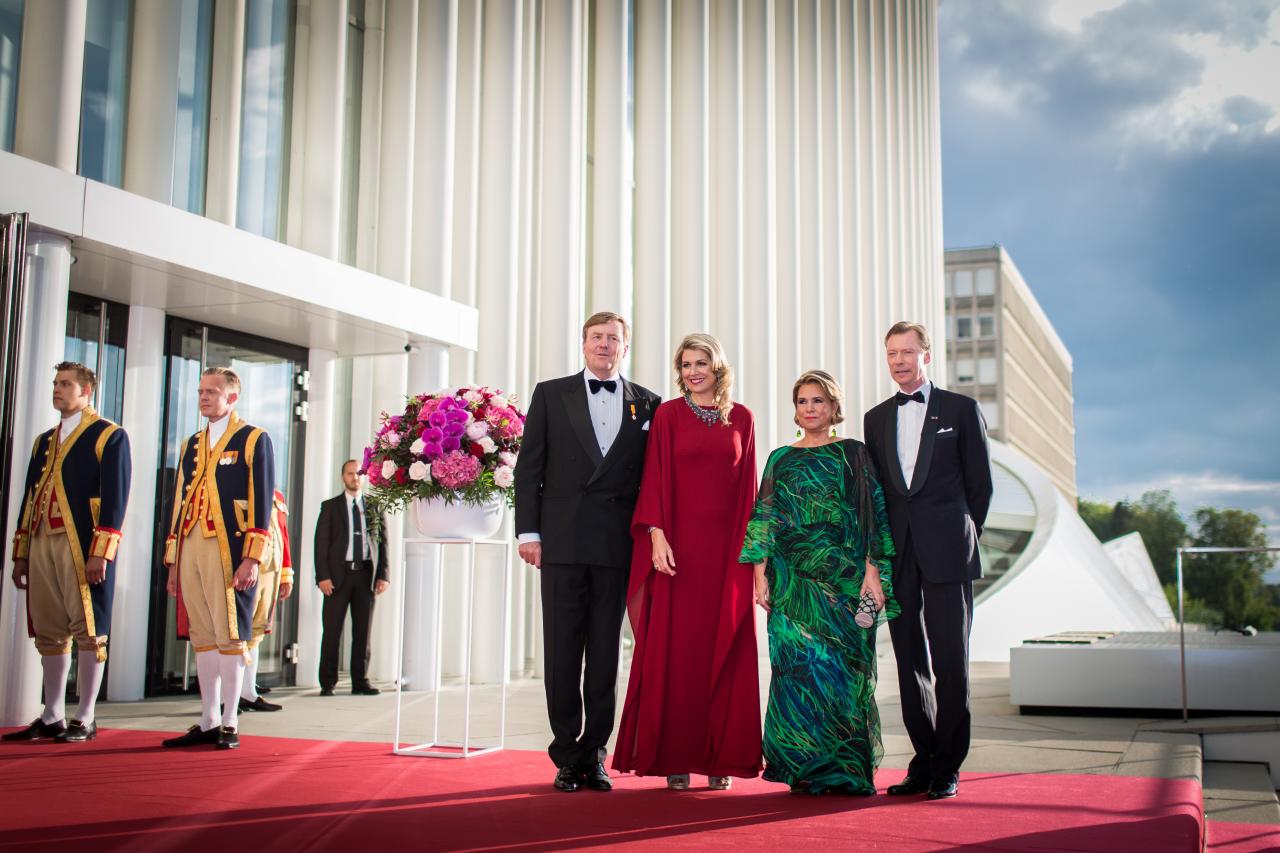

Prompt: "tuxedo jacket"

[313,494,389,590]
[863,386,993,583]
[514,372,661,570]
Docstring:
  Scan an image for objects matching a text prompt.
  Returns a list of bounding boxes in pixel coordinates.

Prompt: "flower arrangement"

[360,386,526,528]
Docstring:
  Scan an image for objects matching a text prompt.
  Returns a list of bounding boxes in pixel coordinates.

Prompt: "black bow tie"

[895,390,925,406]
[589,378,618,395]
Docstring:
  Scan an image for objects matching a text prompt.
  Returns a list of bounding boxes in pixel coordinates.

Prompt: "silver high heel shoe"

[708,776,732,790]
[667,774,690,790]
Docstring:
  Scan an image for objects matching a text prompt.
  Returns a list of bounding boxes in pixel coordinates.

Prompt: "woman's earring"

[795,428,802,438]
[830,426,837,438]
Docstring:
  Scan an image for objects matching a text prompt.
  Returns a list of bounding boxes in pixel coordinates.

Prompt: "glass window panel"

[955,358,975,384]
[978,313,995,338]
[237,0,293,239]
[339,8,364,265]
[976,267,996,296]
[64,294,129,424]
[79,0,131,186]
[953,269,974,297]
[978,357,997,384]
[173,0,214,214]
[980,397,1000,431]
[956,316,972,339]
[0,0,21,152]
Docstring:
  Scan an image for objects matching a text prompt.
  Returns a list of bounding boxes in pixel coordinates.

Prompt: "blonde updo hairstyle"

[672,332,734,425]
[792,369,845,429]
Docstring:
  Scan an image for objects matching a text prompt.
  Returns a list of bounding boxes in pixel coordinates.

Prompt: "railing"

[1175,545,1280,721]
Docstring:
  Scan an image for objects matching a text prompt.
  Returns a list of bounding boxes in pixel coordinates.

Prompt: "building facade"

[1,0,944,724]
[944,244,1077,501]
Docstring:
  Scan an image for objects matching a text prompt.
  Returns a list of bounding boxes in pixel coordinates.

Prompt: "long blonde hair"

[672,333,734,425]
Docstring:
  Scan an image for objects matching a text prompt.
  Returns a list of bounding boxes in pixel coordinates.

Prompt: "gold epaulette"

[89,527,123,561]
[243,528,270,562]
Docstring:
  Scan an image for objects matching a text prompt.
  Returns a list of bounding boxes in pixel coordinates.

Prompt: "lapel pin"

[630,403,636,421]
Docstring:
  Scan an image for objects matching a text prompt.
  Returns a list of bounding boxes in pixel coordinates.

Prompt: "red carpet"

[0,728,1205,852]
[1207,821,1280,852]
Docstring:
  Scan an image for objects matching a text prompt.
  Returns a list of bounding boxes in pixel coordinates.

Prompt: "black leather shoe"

[553,766,583,792]
[2,718,66,741]
[216,727,240,750]
[887,776,931,795]
[319,687,335,696]
[351,684,380,695]
[55,720,97,743]
[239,696,282,712]
[579,763,612,791]
[162,725,219,748]
[927,780,958,800]
[256,684,271,695]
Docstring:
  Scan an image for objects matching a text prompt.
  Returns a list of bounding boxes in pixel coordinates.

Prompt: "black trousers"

[540,562,628,769]
[887,535,973,784]
[319,563,375,690]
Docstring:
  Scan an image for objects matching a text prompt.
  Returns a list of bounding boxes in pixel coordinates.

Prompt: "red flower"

[395,468,409,485]
[468,443,486,458]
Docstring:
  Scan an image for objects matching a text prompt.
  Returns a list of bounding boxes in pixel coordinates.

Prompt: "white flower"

[478,436,497,454]
[493,465,514,488]
[410,437,426,455]
[381,460,397,479]
[409,461,431,481]
[383,431,401,447]
[463,390,484,406]
[490,395,508,409]
[465,420,490,440]
[499,451,518,467]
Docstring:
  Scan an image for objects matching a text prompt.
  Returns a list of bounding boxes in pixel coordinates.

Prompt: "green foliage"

[1077,490,1187,584]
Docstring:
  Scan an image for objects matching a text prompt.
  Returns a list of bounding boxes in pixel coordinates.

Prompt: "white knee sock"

[241,646,259,701]
[195,650,221,731]
[40,654,72,724]
[75,650,105,724]
[220,653,246,730]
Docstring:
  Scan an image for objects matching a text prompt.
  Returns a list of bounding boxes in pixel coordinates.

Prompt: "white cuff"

[516,532,541,545]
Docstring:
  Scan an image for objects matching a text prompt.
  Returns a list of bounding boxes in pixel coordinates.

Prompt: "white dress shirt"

[583,368,623,457]
[896,380,933,489]
[206,412,231,447]
[58,409,83,442]
[345,492,370,561]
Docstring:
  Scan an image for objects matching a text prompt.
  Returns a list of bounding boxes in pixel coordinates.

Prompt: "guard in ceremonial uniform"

[4,362,131,744]
[162,367,274,750]
[239,489,293,713]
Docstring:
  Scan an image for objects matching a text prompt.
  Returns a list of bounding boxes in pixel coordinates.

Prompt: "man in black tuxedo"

[863,321,993,800]
[314,459,390,696]
[514,311,661,793]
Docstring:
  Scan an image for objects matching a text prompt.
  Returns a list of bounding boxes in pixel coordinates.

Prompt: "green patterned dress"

[739,439,898,794]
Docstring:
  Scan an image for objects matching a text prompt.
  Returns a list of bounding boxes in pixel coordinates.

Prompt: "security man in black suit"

[863,321,993,801]
[514,311,661,793]
[314,459,390,696]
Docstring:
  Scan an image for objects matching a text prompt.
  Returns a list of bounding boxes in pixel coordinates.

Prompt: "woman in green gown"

[740,369,898,795]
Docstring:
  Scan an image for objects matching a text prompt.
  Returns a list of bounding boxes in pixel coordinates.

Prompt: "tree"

[1189,507,1278,631]
[1077,490,1188,584]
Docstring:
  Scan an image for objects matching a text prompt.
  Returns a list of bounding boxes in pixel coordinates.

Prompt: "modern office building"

[943,244,1077,501]
[0,0,946,723]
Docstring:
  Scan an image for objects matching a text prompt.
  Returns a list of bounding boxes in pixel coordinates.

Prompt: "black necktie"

[895,390,925,406]
[351,499,364,562]
[588,378,617,395]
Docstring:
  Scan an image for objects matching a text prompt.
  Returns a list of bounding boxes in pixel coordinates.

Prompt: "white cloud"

[1046,0,1127,34]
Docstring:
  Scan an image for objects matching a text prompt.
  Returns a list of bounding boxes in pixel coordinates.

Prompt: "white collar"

[899,380,932,404]
[59,409,84,435]
[583,369,622,390]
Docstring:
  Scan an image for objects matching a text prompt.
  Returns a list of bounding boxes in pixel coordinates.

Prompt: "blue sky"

[938,0,1280,553]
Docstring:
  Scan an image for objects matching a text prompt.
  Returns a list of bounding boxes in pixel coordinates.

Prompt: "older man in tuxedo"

[514,311,661,793]
[863,321,993,800]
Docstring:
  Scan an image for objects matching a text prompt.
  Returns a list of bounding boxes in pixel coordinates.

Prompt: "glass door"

[146,318,307,695]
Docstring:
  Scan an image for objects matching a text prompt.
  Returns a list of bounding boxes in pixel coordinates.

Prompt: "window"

[173,0,214,214]
[978,313,995,338]
[0,0,20,152]
[237,0,294,239]
[79,0,132,186]
[954,358,975,384]
[978,357,997,385]
[956,316,972,340]
[339,0,365,265]
[64,293,129,423]
[976,267,996,296]
[979,396,999,431]
[944,271,953,297]
[953,269,974,297]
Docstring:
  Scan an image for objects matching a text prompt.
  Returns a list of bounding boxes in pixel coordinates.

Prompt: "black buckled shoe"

[579,763,612,791]
[55,720,97,743]
[927,780,958,800]
[239,696,282,712]
[2,718,66,741]
[887,775,932,795]
[162,725,219,748]
[216,727,240,750]
[553,766,583,792]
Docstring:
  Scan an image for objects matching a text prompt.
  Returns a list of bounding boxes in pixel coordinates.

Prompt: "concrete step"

[1202,760,1280,826]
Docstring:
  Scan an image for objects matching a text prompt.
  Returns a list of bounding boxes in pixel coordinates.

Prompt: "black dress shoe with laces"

[2,718,66,741]
[216,727,240,750]
[928,780,958,799]
[578,763,612,791]
[162,725,220,748]
[887,776,932,795]
[56,720,97,743]
[553,766,583,792]
[240,696,282,712]
[351,684,380,695]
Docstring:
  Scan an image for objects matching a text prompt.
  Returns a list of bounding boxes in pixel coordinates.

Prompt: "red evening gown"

[611,398,763,778]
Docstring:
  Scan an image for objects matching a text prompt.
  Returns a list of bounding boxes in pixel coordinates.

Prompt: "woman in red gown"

[612,333,762,790]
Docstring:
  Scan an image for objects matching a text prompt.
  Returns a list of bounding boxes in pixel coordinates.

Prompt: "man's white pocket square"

[642,420,651,431]
[937,427,954,434]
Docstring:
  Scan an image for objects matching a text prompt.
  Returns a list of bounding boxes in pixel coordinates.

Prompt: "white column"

[410,0,458,297]
[669,0,708,335]
[205,0,246,226]
[446,0,483,389]
[122,0,183,203]
[108,306,164,701]
[374,0,418,283]
[365,354,409,684]
[708,0,743,369]
[13,0,87,171]
[299,0,347,259]
[588,0,631,316]
[0,232,73,725]
[354,0,385,272]
[295,348,336,688]
[772,1,801,407]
